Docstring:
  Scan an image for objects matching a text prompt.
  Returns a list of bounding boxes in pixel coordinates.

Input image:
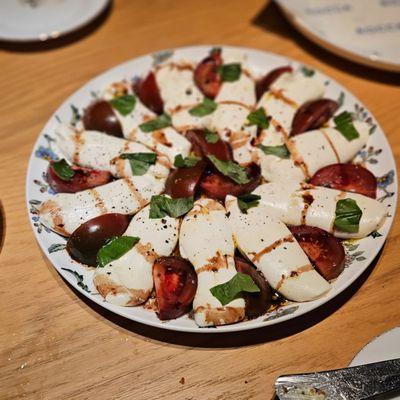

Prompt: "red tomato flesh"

[256,66,293,100]
[134,72,164,115]
[186,130,233,161]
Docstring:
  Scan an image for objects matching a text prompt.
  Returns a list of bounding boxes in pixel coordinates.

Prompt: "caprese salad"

[38,48,387,327]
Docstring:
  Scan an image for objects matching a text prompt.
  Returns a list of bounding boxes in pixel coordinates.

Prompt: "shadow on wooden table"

[252,2,400,86]
[46,244,384,348]
[0,1,112,53]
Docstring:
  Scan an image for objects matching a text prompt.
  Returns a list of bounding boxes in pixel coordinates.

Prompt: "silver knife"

[275,358,400,400]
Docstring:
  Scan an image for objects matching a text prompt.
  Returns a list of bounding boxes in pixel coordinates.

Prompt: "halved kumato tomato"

[291,99,339,136]
[200,163,261,201]
[235,257,271,319]
[153,256,197,320]
[134,71,164,115]
[165,160,206,198]
[289,225,345,281]
[310,163,377,199]
[83,100,123,137]
[46,163,112,194]
[256,66,293,101]
[193,48,222,99]
[186,130,233,161]
[67,213,130,266]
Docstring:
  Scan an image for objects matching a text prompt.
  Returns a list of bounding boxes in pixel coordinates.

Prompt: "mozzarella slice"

[155,62,203,113]
[55,124,169,179]
[39,177,164,236]
[254,182,387,239]
[171,106,212,132]
[179,198,245,327]
[226,196,330,301]
[93,204,179,306]
[215,72,256,107]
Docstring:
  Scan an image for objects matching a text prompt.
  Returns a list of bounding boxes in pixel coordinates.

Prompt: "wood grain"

[0,1,399,399]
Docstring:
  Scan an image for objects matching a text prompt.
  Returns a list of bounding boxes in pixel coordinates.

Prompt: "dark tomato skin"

[186,130,233,161]
[67,214,130,266]
[310,163,377,199]
[200,163,261,201]
[133,72,164,115]
[193,49,223,99]
[153,256,198,320]
[165,160,206,198]
[256,66,293,100]
[291,99,339,136]
[235,257,272,319]
[82,100,123,137]
[46,163,112,194]
[289,225,345,281]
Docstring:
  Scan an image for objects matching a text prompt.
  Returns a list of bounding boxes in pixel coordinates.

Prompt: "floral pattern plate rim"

[26,45,398,333]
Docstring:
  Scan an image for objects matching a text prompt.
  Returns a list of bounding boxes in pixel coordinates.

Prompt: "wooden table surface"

[1,1,399,399]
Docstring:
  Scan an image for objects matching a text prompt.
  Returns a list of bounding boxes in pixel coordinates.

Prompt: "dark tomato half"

[289,225,345,281]
[186,129,233,161]
[310,163,377,199]
[134,71,164,115]
[82,100,123,137]
[193,49,222,99]
[67,213,130,266]
[165,160,206,198]
[291,99,339,136]
[235,257,271,319]
[256,66,293,100]
[153,256,198,320]
[46,163,112,194]
[200,163,261,201]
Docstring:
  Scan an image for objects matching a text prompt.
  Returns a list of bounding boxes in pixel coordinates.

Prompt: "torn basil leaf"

[210,273,260,306]
[109,94,136,116]
[237,194,261,214]
[205,129,220,144]
[97,236,139,267]
[217,63,241,82]
[334,111,360,141]
[174,154,201,168]
[207,155,250,185]
[189,98,218,117]
[149,195,194,219]
[139,114,172,132]
[257,144,290,159]
[334,198,362,233]
[52,159,75,181]
[120,152,157,175]
[301,66,315,77]
[246,108,269,129]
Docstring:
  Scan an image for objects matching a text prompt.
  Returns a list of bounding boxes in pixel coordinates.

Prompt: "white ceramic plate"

[26,45,398,333]
[276,0,400,72]
[0,0,109,42]
[350,327,400,399]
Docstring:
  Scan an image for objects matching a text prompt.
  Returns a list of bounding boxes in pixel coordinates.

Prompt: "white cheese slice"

[215,72,256,107]
[171,106,212,132]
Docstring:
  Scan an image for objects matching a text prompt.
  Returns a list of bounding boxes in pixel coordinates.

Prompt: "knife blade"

[275,358,400,400]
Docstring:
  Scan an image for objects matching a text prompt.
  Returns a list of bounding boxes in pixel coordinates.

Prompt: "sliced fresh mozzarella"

[226,196,330,301]
[39,177,164,236]
[171,106,212,132]
[55,124,170,178]
[221,48,248,64]
[155,62,203,113]
[254,182,387,239]
[100,79,132,101]
[93,204,179,306]
[179,198,245,327]
[215,72,256,107]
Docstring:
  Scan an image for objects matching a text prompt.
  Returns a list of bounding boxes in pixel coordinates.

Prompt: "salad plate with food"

[27,45,397,332]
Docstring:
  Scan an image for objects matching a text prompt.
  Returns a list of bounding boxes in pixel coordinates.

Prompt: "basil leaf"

[189,98,218,117]
[217,63,241,82]
[174,154,201,168]
[120,152,157,176]
[237,194,261,214]
[301,66,315,77]
[109,94,136,116]
[207,155,250,185]
[334,198,362,233]
[52,159,75,181]
[149,195,194,219]
[246,108,269,129]
[139,114,172,132]
[257,144,290,159]
[334,111,360,141]
[205,129,220,143]
[210,273,260,306]
[97,236,139,267]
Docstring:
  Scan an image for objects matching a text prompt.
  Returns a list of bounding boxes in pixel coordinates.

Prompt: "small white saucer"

[0,0,109,43]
